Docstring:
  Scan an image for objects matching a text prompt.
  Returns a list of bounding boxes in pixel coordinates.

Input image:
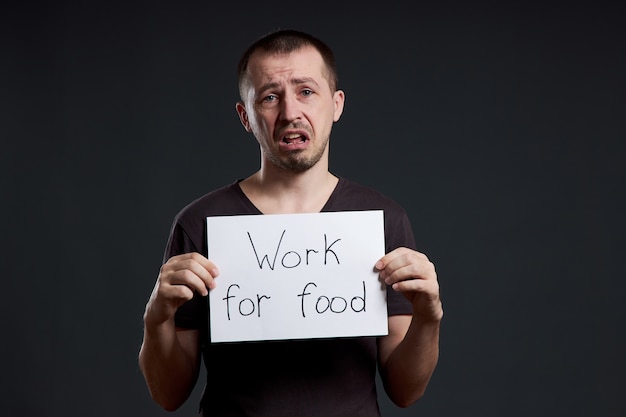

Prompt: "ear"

[235,101,252,132]
[332,90,345,122]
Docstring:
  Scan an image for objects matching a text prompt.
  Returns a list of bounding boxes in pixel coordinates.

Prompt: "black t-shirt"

[163,177,415,417]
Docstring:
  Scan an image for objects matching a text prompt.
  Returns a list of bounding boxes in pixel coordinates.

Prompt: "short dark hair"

[237,29,338,100]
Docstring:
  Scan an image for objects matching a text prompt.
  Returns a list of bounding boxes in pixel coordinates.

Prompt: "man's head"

[235,30,345,174]
[237,29,339,101]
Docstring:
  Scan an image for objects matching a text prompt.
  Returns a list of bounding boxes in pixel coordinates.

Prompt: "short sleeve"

[163,220,208,329]
[384,207,416,316]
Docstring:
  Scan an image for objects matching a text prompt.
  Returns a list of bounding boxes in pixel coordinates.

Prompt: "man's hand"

[376,247,443,322]
[375,247,442,406]
[140,252,217,411]
[143,252,220,328]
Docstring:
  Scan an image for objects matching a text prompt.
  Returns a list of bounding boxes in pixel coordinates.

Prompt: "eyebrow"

[257,77,321,96]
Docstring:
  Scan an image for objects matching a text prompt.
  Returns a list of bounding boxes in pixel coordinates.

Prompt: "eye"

[301,89,313,97]
[262,94,277,102]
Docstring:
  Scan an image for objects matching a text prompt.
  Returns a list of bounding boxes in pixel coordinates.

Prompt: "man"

[139,29,443,416]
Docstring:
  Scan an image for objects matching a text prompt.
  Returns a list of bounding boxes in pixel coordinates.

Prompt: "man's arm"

[139,327,201,411]
[375,247,443,407]
[138,252,219,411]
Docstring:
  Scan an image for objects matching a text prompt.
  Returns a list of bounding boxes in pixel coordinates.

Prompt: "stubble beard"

[265,136,329,173]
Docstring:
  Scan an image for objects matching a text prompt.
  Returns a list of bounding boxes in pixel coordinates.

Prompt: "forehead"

[246,46,329,88]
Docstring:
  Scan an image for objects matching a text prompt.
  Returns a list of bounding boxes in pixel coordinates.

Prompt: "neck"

[240,163,338,214]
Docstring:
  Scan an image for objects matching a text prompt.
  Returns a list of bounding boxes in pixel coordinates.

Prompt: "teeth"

[282,133,306,144]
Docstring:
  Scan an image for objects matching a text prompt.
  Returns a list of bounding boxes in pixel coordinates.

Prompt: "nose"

[279,94,301,122]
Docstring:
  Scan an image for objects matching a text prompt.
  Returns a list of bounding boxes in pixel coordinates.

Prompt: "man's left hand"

[376,247,443,322]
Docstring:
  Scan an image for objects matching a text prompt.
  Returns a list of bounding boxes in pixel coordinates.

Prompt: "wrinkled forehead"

[242,47,332,93]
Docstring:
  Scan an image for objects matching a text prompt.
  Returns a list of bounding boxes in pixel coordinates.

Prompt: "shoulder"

[332,177,416,252]
[163,181,255,259]
[332,177,407,215]
[174,180,254,226]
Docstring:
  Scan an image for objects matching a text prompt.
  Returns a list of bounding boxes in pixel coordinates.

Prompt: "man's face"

[237,46,345,173]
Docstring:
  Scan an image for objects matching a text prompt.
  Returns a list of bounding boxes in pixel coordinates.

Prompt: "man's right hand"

[143,252,220,328]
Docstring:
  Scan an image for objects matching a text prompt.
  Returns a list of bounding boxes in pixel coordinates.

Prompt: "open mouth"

[281,133,308,145]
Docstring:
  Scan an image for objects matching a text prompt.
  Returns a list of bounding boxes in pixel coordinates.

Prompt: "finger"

[160,274,197,303]
[382,262,431,286]
[380,255,436,285]
[390,276,439,295]
[162,253,220,295]
[166,268,212,297]
[187,252,220,278]
[168,252,220,278]
[376,247,428,271]
[391,280,443,322]
[375,247,409,270]
[174,258,219,293]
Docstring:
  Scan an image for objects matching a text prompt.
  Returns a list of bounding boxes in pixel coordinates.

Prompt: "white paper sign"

[206,210,387,343]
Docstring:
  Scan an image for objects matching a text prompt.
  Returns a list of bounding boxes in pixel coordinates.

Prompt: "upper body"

[163,177,419,416]
[139,29,443,414]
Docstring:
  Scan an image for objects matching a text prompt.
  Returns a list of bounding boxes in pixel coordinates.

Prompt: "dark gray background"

[2,1,625,416]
